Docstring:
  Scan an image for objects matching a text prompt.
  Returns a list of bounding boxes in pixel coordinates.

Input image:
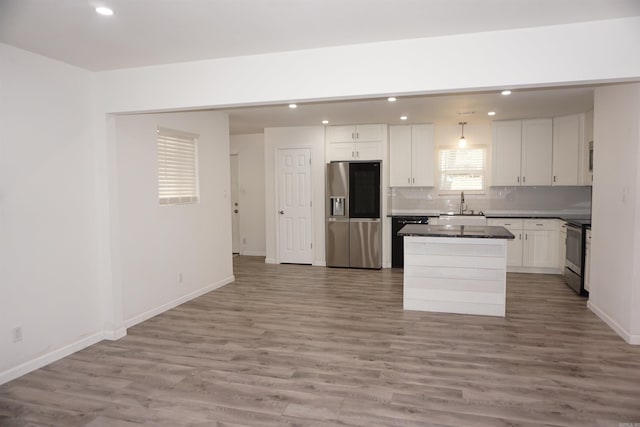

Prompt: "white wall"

[230,133,266,256]
[95,18,640,114]
[0,44,104,382]
[2,15,640,383]
[114,111,234,325]
[588,83,640,344]
[264,127,326,265]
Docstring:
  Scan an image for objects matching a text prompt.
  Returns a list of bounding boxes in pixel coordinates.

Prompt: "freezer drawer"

[350,219,381,269]
[326,220,349,267]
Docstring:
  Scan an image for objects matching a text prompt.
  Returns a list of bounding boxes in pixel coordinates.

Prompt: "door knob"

[279,210,284,215]
[234,209,238,213]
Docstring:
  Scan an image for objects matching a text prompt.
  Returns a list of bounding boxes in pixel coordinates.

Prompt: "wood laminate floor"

[1,256,639,426]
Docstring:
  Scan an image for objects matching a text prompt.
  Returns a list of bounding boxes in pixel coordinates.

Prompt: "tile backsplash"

[388,186,592,215]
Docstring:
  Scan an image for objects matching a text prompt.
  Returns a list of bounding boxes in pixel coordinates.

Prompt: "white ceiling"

[223,86,596,134]
[1,0,639,72]
[0,0,633,134]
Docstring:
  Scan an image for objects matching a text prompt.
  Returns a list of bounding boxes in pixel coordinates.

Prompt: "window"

[438,146,486,192]
[157,127,200,205]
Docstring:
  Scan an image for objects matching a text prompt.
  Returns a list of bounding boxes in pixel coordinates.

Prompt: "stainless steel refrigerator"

[326,161,382,269]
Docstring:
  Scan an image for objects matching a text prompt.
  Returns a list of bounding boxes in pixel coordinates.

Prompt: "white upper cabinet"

[389,125,412,185]
[389,124,434,187]
[552,114,583,186]
[492,119,552,186]
[492,120,523,186]
[326,124,384,162]
[521,119,553,186]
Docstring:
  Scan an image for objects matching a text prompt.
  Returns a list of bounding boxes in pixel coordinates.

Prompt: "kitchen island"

[398,224,514,317]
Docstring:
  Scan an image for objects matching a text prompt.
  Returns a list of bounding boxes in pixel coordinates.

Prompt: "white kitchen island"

[398,224,514,317]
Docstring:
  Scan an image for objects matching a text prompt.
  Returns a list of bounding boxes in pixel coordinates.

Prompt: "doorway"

[276,147,313,264]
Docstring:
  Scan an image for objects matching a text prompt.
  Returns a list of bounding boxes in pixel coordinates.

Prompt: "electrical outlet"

[12,326,23,343]
[178,272,183,284]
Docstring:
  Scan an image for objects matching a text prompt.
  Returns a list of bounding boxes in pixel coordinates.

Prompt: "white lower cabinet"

[523,220,558,268]
[558,221,567,270]
[487,218,523,268]
[488,218,561,273]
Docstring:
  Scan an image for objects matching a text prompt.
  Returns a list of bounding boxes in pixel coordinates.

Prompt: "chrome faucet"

[459,191,465,214]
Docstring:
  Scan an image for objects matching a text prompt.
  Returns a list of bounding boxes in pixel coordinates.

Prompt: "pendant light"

[458,122,467,148]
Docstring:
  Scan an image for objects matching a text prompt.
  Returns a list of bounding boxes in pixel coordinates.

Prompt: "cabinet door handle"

[553,176,557,182]
[356,132,359,140]
[351,132,355,140]
[408,177,411,184]
[525,233,528,240]
[356,151,359,158]
[517,176,520,183]
[519,233,522,240]
[352,151,355,158]
[523,176,526,183]
[412,177,415,183]
[504,223,511,226]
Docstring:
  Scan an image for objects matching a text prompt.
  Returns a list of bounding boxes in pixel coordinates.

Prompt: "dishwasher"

[391,216,429,268]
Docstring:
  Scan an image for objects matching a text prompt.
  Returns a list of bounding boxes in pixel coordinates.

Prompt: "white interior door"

[277,148,312,264]
[230,154,240,254]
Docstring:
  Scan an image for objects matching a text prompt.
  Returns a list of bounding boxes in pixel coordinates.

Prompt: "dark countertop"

[388,212,591,226]
[565,218,592,227]
[398,224,515,239]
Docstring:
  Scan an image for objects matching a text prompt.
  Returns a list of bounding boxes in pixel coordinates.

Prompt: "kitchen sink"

[439,213,487,226]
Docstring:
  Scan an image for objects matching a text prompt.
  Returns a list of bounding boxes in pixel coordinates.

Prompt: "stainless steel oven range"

[564,219,590,296]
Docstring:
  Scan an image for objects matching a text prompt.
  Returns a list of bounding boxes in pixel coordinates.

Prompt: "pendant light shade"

[458,122,467,148]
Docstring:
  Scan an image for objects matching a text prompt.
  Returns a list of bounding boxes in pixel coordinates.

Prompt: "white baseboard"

[124,275,235,329]
[240,250,266,257]
[0,276,236,386]
[0,331,106,385]
[587,301,640,345]
[313,260,326,267]
[265,258,276,264]
[103,327,127,341]
[507,267,562,275]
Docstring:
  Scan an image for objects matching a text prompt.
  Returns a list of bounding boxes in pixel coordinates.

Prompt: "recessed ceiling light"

[322,120,329,125]
[387,97,397,102]
[95,6,114,16]
[400,116,408,121]
[488,111,496,116]
[288,104,297,109]
[501,90,512,96]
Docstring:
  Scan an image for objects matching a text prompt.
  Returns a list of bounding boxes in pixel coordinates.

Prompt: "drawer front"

[487,218,523,231]
[524,219,557,231]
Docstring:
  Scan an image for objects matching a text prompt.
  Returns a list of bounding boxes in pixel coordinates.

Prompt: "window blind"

[157,127,200,205]
[438,147,486,191]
